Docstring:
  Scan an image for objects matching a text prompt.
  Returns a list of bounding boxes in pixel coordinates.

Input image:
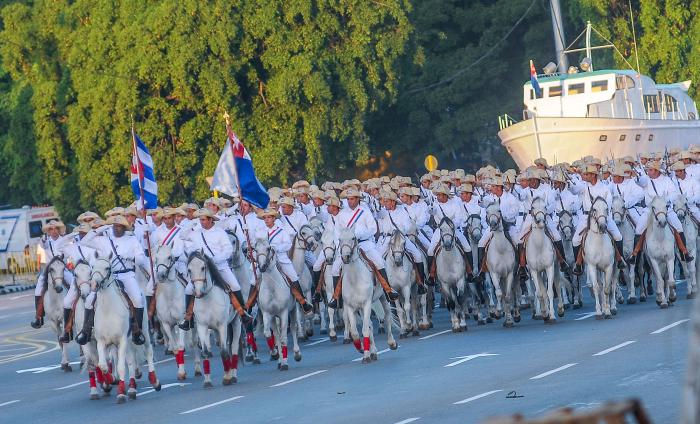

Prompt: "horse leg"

[167,324,186,380]
[602,267,613,318]
[587,266,602,319]
[116,338,127,404]
[492,273,503,320]
[409,288,420,336]
[648,258,666,307]
[545,265,556,323]
[381,296,397,350]
[666,258,676,305]
[346,307,361,354]
[278,314,289,371]
[530,273,543,320]
[197,324,213,388]
[360,301,372,364]
[290,308,302,363]
[229,318,241,383]
[220,323,233,385]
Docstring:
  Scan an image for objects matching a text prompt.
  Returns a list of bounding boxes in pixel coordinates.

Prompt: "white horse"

[434,218,469,330]
[612,196,643,304]
[672,194,699,299]
[525,197,563,323]
[584,197,616,319]
[384,230,422,338]
[42,255,72,371]
[228,231,260,365]
[91,253,161,403]
[290,225,316,340]
[557,208,581,308]
[319,226,346,342]
[73,260,105,400]
[154,245,201,380]
[338,228,396,363]
[253,237,300,370]
[645,196,677,308]
[187,251,237,387]
[484,204,519,327]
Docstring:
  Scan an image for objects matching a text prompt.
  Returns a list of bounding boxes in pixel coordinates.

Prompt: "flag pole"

[131,122,157,317]
[223,112,260,287]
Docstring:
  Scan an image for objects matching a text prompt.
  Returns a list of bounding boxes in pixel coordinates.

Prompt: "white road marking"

[0,400,20,407]
[304,338,329,347]
[444,353,500,368]
[530,363,578,380]
[352,346,398,362]
[270,370,327,387]
[394,418,420,424]
[16,361,80,374]
[593,341,636,356]
[651,319,690,335]
[151,357,176,366]
[137,382,190,397]
[418,329,451,340]
[179,395,244,414]
[9,294,31,300]
[0,346,33,354]
[575,312,597,321]
[54,380,88,390]
[453,390,502,405]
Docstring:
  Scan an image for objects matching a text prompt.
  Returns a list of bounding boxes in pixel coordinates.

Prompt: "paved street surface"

[0,283,692,424]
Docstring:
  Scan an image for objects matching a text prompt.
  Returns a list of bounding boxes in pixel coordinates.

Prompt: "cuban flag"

[130,133,158,210]
[530,60,542,98]
[211,123,269,209]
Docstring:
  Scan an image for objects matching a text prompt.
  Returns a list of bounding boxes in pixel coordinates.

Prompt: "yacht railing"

[498,114,518,130]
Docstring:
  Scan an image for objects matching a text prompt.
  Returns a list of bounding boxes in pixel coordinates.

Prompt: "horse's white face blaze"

[440,221,454,250]
[155,246,173,281]
[253,238,272,272]
[390,232,405,267]
[321,228,336,265]
[188,256,207,298]
[48,257,66,292]
[338,228,356,264]
[74,263,92,299]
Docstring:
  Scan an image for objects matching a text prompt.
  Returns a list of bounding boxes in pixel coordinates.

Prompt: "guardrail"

[498,113,518,131]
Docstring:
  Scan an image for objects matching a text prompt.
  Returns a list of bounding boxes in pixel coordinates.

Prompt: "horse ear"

[94,250,99,259]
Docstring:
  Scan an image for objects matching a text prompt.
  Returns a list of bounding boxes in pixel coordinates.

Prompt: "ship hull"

[498,117,700,169]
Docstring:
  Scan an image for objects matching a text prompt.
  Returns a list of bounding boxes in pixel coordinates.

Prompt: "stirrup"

[302,303,313,314]
[76,330,91,345]
[178,320,192,331]
[132,331,146,345]
[386,289,399,301]
[573,263,583,276]
[30,317,43,329]
[417,284,427,295]
[685,253,695,263]
[58,331,72,343]
[328,298,339,308]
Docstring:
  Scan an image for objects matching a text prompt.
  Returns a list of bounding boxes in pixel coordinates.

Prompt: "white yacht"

[498,19,700,169]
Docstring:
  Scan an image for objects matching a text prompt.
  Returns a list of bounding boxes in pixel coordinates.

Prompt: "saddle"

[114,279,136,317]
[202,256,232,294]
[431,241,473,279]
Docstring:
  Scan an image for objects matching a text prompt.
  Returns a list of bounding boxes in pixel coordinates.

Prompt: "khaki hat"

[77,211,100,223]
[326,196,342,208]
[623,156,635,164]
[489,176,505,186]
[105,207,125,218]
[195,208,219,221]
[310,188,325,199]
[279,197,295,207]
[344,188,362,198]
[639,152,652,160]
[258,208,280,219]
[219,198,233,209]
[582,164,599,174]
[379,190,397,201]
[645,160,662,171]
[458,183,473,194]
[671,160,687,171]
[174,207,187,216]
[679,150,693,161]
[550,170,566,183]
[148,207,163,219]
[72,222,92,234]
[689,145,700,154]
[162,207,180,217]
[411,187,421,197]
[292,180,311,194]
[379,176,390,184]
[106,215,133,230]
[90,218,106,229]
[204,197,220,208]
[420,174,432,183]
[611,165,630,177]
[463,174,476,183]
[124,206,138,217]
[398,187,413,197]
[534,157,548,167]
[366,181,381,191]
[453,169,465,179]
[42,219,66,233]
[432,184,450,196]
[588,157,602,166]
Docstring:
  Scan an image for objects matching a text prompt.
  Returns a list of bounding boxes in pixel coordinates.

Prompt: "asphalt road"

[0,282,693,424]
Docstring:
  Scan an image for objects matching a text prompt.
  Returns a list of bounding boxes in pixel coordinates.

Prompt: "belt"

[358,238,369,242]
[114,268,135,274]
[582,211,589,215]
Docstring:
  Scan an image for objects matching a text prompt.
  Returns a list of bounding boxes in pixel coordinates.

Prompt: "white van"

[0,206,60,272]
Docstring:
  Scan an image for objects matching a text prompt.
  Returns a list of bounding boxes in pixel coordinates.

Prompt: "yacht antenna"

[629,0,642,75]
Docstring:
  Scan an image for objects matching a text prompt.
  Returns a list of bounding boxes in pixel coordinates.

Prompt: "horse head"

[672,194,688,222]
[91,250,113,290]
[558,209,574,241]
[309,216,324,242]
[338,228,358,264]
[649,196,668,228]
[439,217,455,250]
[253,237,274,273]
[229,233,245,268]
[187,250,209,298]
[389,230,406,267]
[590,197,609,233]
[530,197,547,228]
[299,224,318,251]
[611,195,626,226]
[466,213,483,242]
[154,244,175,282]
[73,260,93,300]
[46,255,66,293]
[486,203,502,231]
[321,227,337,265]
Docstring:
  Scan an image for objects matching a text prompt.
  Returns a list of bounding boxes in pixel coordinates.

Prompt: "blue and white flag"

[131,134,158,210]
[530,60,542,98]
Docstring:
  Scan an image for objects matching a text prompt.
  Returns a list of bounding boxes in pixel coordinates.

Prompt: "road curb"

[0,284,36,295]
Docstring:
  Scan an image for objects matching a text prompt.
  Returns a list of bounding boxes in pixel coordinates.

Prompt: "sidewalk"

[0,273,36,295]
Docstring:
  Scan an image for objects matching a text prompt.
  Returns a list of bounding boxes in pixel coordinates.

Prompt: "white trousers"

[573,213,623,246]
[635,208,683,235]
[332,241,385,277]
[312,251,327,272]
[428,228,471,256]
[478,226,519,248]
[85,271,143,310]
[217,266,241,291]
[277,253,299,281]
[379,237,425,263]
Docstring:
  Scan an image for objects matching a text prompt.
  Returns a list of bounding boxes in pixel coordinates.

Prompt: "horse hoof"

[194,370,203,377]
[604,313,612,319]
[280,364,289,371]
[245,354,254,363]
[544,318,555,325]
[128,391,136,400]
[305,329,314,338]
[117,395,127,404]
[611,309,618,316]
[330,335,337,342]
[486,317,493,324]
[572,303,581,310]
[362,357,371,364]
[370,353,378,361]
[428,322,434,329]
[389,341,398,350]
[313,316,321,325]
[102,384,112,393]
[670,295,677,303]
[617,298,625,305]
[656,300,662,306]
[164,349,172,356]
[270,353,279,361]
[503,321,514,328]
[378,328,385,334]
[688,293,697,300]
[514,315,521,323]
[153,381,161,391]
[177,373,186,381]
[134,369,142,379]
[399,333,406,339]
[557,309,565,318]
[533,314,543,321]
[577,300,583,307]
[61,363,72,372]
[222,378,232,386]
[253,359,261,365]
[231,377,237,384]
[494,312,501,320]
[343,338,351,345]
[452,327,459,333]
[595,314,603,320]
[90,394,99,400]
[418,324,428,331]
[320,329,328,335]
[660,303,669,309]
[412,330,420,337]
[489,311,496,319]
[564,303,571,310]
[294,352,302,362]
[627,297,637,305]
[478,319,486,326]
[203,381,213,388]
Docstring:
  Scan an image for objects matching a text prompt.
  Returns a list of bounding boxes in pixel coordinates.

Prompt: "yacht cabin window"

[548,85,563,97]
[568,83,585,95]
[664,95,678,112]
[615,75,635,90]
[644,95,660,113]
[592,80,609,92]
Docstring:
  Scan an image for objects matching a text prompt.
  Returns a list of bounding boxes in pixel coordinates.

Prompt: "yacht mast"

[549,0,569,73]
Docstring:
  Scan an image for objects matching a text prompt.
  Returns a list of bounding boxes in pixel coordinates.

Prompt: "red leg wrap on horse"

[176,350,185,365]
[129,378,136,389]
[118,380,125,395]
[266,336,276,351]
[247,332,258,351]
[148,370,157,385]
[203,359,210,375]
[353,339,362,352]
[104,371,114,385]
[231,355,238,370]
[95,368,104,384]
[363,337,370,352]
[282,346,288,359]
[88,371,96,388]
[108,362,113,374]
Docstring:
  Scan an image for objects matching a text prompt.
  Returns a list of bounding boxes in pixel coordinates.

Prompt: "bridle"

[323,241,337,265]
[47,256,68,292]
[652,205,668,226]
[558,209,574,237]
[466,214,482,240]
[440,220,455,250]
[188,252,211,298]
[91,258,113,290]
[339,236,358,264]
[389,231,406,265]
[255,244,274,273]
[487,210,502,231]
[588,199,609,233]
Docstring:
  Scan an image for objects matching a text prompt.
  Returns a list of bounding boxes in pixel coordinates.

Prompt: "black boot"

[465,251,475,281]
[75,308,94,345]
[328,276,341,308]
[291,281,313,314]
[615,240,626,269]
[554,240,570,272]
[680,232,694,262]
[426,256,436,286]
[58,308,73,343]
[517,244,528,282]
[30,295,44,329]
[233,290,254,330]
[178,294,195,331]
[572,245,583,276]
[628,235,641,264]
[132,307,146,345]
[312,270,323,303]
[415,265,427,295]
[476,247,486,283]
[378,268,399,301]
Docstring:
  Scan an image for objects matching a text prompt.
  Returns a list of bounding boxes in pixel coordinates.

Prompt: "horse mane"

[531,196,546,210]
[439,216,454,230]
[187,250,229,291]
